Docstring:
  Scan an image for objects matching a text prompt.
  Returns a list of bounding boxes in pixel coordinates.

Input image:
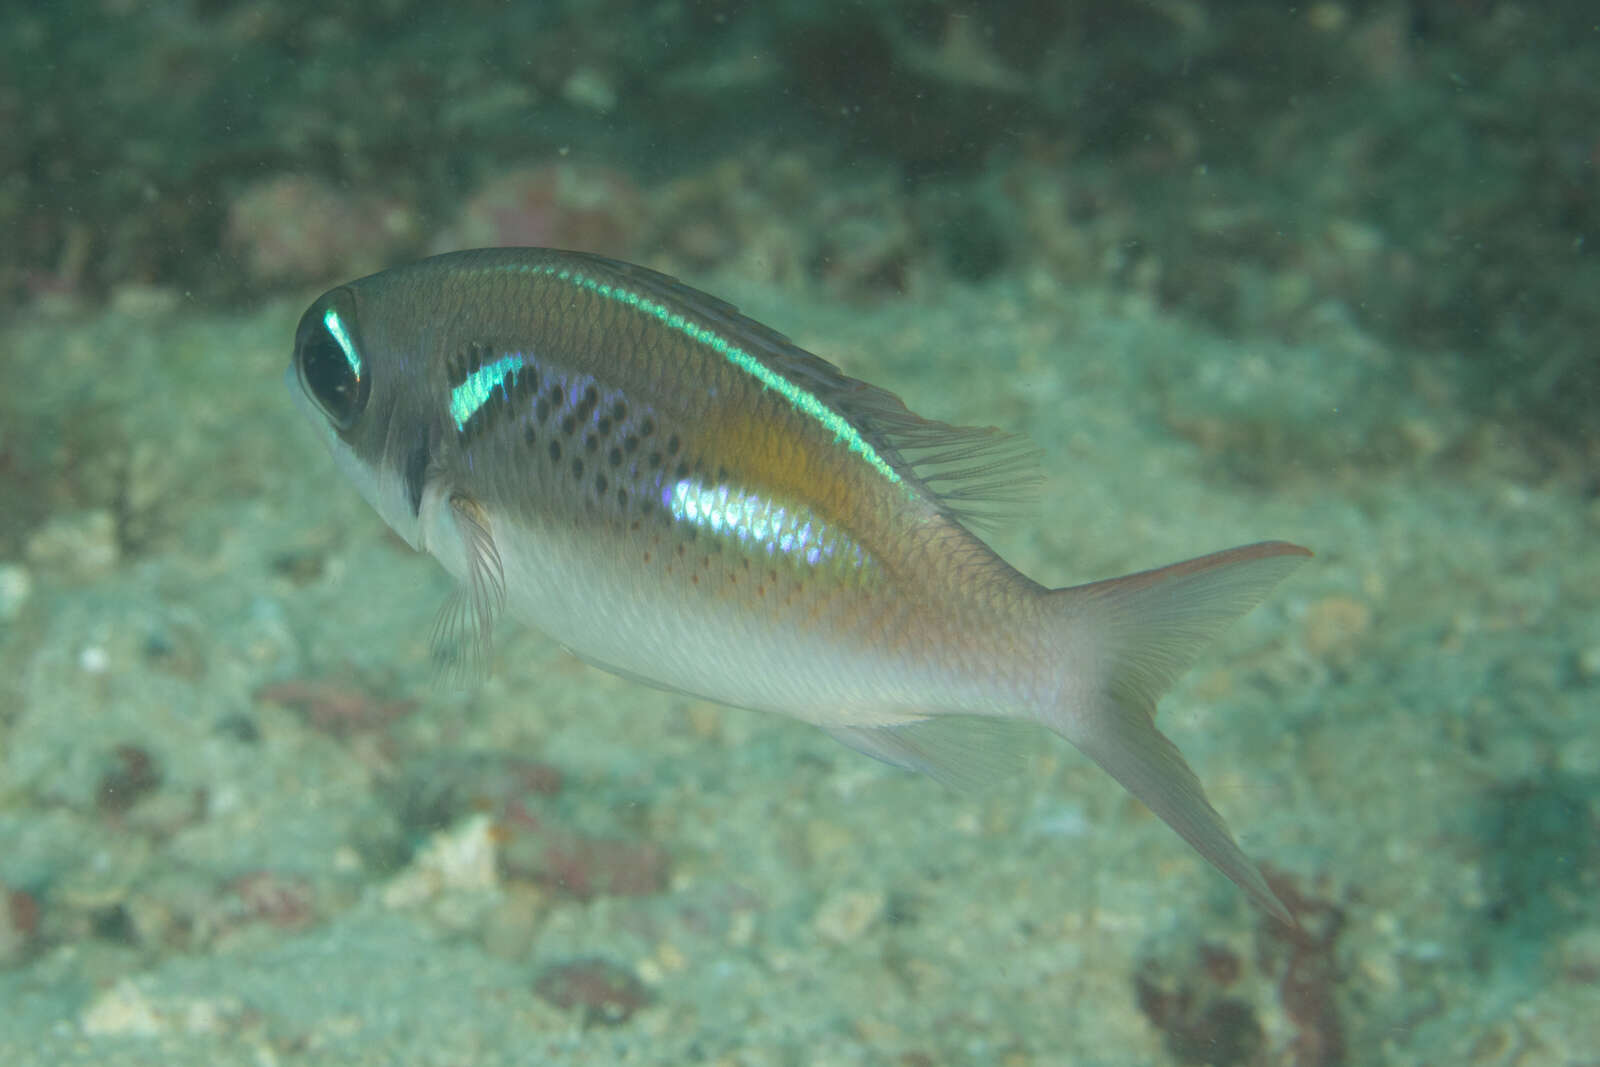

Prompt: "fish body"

[289,247,1309,921]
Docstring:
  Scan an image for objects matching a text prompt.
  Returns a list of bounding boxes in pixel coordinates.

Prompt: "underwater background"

[2,2,1597,1064]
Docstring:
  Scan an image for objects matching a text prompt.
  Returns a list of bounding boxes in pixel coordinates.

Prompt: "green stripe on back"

[493,261,906,490]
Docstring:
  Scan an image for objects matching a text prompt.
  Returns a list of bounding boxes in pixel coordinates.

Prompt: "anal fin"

[825,717,1034,791]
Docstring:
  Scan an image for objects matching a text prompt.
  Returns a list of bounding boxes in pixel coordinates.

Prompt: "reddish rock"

[226,174,416,285]
[435,162,644,260]
[1,884,41,965]
[395,753,565,836]
[498,807,668,900]
[255,677,415,737]
[1199,941,1242,986]
[229,872,316,930]
[1135,868,1350,1067]
[1134,967,1263,1067]
[8,889,39,938]
[1261,868,1348,1067]
[534,957,649,1026]
[96,743,162,814]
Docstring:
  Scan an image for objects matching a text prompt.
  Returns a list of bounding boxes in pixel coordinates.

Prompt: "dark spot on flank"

[623,434,638,454]
[550,384,564,407]
[715,465,729,482]
[674,461,689,480]
[666,434,680,456]
[451,343,485,381]
[619,490,630,510]
[561,413,577,436]
[595,472,608,494]
[524,424,537,447]
[571,457,585,478]
[577,385,599,420]
[611,400,627,422]
[549,439,562,462]
[596,415,612,436]
[536,396,551,422]
[607,447,622,467]
[647,451,662,470]
[638,417,655,438]
[584,433,599,453]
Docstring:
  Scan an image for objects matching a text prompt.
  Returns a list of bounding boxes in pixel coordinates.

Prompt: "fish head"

[288,284,435,552]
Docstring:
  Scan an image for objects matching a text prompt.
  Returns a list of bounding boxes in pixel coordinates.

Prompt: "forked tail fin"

[1042,541,1311,925]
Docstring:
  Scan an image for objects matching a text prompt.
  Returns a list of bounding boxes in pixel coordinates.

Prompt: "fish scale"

[288,246,1311,924]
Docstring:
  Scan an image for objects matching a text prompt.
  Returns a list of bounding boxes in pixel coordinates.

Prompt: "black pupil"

[302,326,359,426]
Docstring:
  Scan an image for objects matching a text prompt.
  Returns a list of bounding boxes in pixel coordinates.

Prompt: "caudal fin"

[1043,541,1310,925]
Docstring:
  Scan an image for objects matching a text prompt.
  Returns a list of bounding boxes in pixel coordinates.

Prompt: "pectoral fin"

[428,493,505,679]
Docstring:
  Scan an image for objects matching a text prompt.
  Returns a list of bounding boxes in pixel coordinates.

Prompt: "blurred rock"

[79,978,244,1038]
[434,162,644,261]
[383,814,500,910]
[226,174,418,286]
[0,562,31,622]
[812,886,886,944]
[1302,594,1373,663]
[499,812,669,900]
[534,957,650,1027]
[96,743,162,816]
[0,883,40,966]
[26,509,118,578]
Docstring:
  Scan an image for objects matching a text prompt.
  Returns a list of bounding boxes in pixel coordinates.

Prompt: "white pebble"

[0,563,30,622]
[26,509,119,578]
[812,887,886,944]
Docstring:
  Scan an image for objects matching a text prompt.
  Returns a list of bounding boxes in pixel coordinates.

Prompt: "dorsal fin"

[567,252,1041,527]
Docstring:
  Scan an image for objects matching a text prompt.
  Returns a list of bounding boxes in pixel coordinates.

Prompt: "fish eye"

[294,293,370,431]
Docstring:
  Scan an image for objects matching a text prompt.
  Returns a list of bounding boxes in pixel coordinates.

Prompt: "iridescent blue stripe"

[450,354,524,431]
[666,477,865,569]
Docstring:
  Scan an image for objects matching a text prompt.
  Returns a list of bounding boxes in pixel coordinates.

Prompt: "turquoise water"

[2,5,1597,1064]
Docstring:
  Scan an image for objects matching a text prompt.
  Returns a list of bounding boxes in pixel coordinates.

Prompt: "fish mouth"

[286,362,427,552]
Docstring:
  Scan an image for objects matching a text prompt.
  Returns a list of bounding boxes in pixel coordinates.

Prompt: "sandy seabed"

[1,271,1595,1066]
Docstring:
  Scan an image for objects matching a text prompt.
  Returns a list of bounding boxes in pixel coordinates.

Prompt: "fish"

[287,247,1310,923]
